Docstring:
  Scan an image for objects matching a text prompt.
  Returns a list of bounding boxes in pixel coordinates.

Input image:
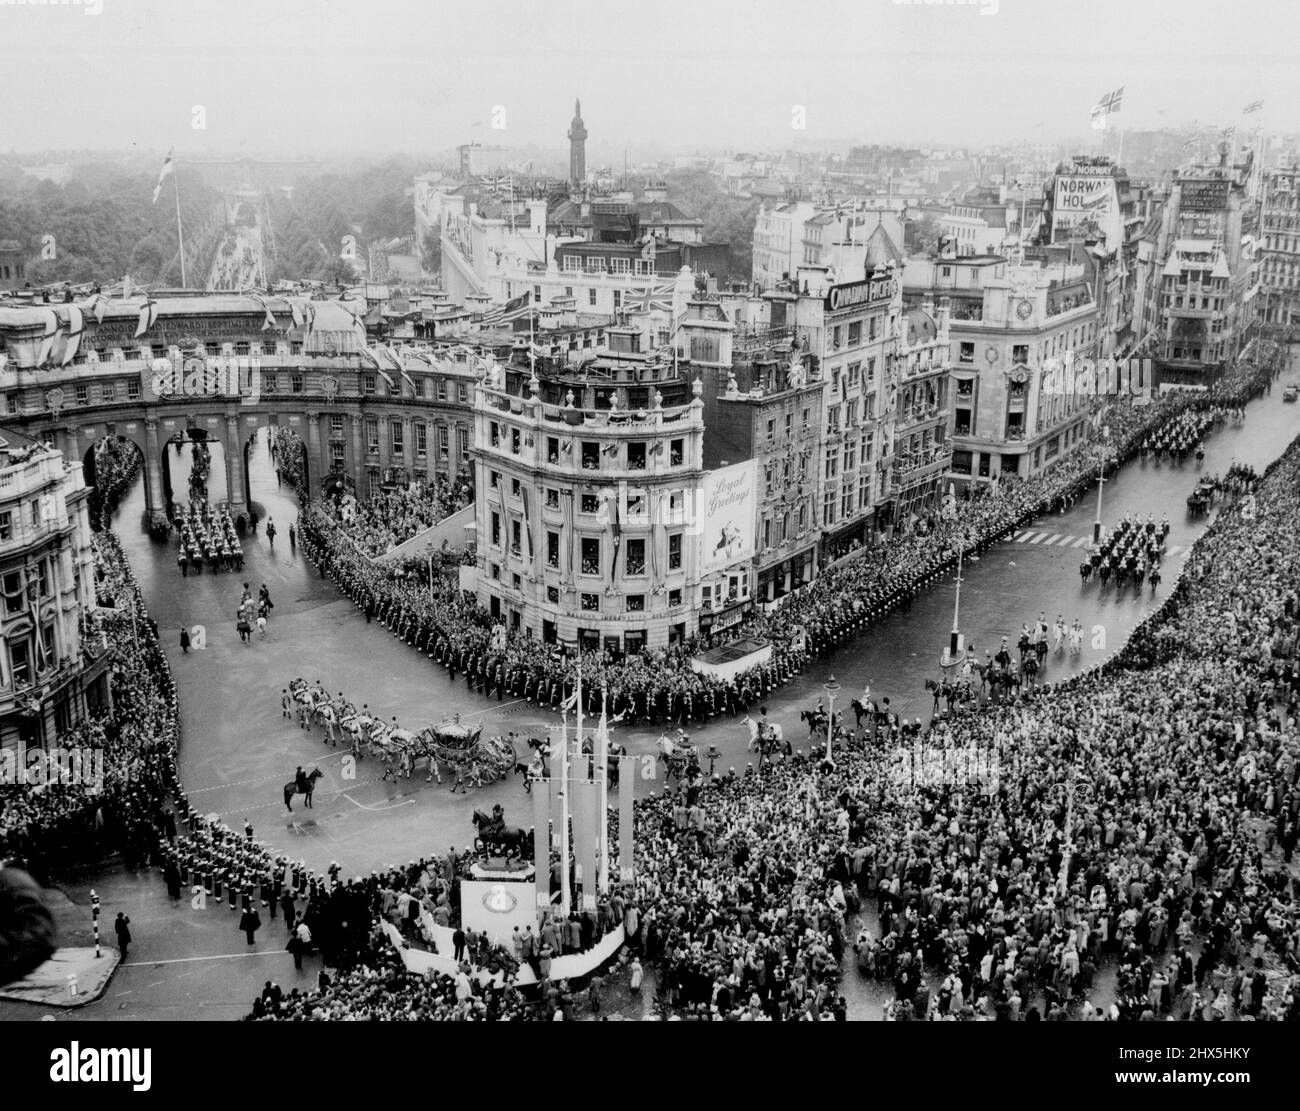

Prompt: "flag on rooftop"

[152,149,174,205]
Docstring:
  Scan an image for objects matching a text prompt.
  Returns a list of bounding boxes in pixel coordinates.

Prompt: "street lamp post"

[823,675,841,769]
[1093,425,1110,545]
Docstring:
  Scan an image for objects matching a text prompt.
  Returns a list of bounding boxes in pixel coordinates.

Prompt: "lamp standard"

[1093,424,1111,545]
[823,674,841,769]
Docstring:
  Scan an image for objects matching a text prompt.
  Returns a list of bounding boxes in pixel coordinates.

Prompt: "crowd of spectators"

[314,478,471,558]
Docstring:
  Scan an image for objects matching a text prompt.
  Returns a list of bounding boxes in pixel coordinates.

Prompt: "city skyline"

[0,0,1295,156]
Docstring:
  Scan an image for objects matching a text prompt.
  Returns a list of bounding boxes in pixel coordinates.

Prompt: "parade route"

[106,388,1300,877]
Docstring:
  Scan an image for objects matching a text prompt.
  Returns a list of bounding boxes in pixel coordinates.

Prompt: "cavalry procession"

[175,503,244,574]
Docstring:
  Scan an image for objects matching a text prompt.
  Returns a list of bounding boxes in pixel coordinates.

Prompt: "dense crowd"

[315,477,472,558]
[0,534,181,883]
[87,436,142,529]
[269,407,1300,1021]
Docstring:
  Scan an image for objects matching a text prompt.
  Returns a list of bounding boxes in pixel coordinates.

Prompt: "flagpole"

[597,689,609,894]
[173,162,187,289]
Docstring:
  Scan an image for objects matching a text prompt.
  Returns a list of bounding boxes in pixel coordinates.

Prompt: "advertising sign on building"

[1052,175,1121,247]
[1180,179,1230,213]
[697,460,758,575]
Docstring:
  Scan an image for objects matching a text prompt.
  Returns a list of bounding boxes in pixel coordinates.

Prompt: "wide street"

[108,378,1300,877]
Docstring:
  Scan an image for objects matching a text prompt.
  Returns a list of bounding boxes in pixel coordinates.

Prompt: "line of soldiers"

[176,504,244,576]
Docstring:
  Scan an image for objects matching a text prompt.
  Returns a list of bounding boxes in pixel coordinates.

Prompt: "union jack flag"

[621,281,675,314]
[480,290,533,326]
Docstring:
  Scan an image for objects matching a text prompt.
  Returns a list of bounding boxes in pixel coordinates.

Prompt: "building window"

[546,488,559,510]
[959,342,975,364]
[459,427,470,463]
[825,447,838,479]
[9,637,31,687]
[364,374,376,395]
[365,419,379,454]
[581,591,600,612]
[668,587,682,607]
[458,383,468,404]
[668,532,682,570]
[626,594,645,612]
[490,512,501,547]
[847,320,861,346]
[627,442,646,470]
[859,474,871,508]
[847,361,860,387]
[581,493,599,514]
[416,423,427,456]
[547,587,560,605]
[823,490,837,527]
[511,520,522,556]
[844,440,856,471]
[127,378,141,400]
[330,442,345,466]
[581,442,600,470]
[547,531,560,568]
[436,378,447,401]
[438,425,449,460]
[669,438,683,466]
[102,382,115,403]
[75,383,88,404]
[489,470,500,489]
[390,421,404,456]
[581,538,601,575]
[2,571,21,613]
[625,538,646,576]
[842,486,854,518]
[826,405,840,434]
[588,288,598,306]
[511,478,521,498]
[0,511,9,541]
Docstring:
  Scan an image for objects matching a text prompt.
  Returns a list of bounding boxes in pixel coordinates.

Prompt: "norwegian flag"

[1090,86,1124,129]
[622,281,675,314]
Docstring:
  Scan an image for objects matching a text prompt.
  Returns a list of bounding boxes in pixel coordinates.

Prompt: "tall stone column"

[144,418,165,524]
[350,413,364,495]
[306,411,322,491]
[225,415,247,513]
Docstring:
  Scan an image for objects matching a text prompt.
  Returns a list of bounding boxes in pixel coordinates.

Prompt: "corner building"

[471,329,709,653]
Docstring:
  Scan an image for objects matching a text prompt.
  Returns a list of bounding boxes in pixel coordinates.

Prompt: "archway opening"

[83,435,146,530]
[161,427,228,518]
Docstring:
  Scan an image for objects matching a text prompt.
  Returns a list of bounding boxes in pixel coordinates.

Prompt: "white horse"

[742,715,784,768]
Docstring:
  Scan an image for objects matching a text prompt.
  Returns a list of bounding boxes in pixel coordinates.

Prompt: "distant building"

[1146,149,1258,381]
[0,241,24,292]
[903,254,1101,488]
[1259,166,1300,328]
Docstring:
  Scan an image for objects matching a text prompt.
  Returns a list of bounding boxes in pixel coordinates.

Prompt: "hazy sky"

[1,0,1297,157]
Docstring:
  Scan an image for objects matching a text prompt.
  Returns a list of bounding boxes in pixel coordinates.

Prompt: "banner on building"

[570,775,600,910]
[697,460,758,575]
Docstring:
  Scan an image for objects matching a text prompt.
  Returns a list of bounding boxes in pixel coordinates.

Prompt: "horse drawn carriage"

[1187,479,1213,519]
[656,731,699,782]
[404,716,513,787]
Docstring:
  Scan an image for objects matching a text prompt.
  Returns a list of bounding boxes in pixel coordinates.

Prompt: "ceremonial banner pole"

[531,770,550,921]
[90,889,101,958]
[559,707,571,919]
[598,690,610,894]
[617,755,634,884]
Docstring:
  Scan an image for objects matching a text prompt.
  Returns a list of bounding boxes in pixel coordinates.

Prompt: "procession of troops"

[175,503,245,575]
